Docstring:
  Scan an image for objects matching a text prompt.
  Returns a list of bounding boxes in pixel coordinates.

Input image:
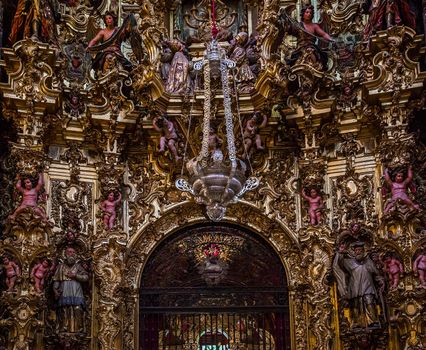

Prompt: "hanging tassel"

[211,0,218,39]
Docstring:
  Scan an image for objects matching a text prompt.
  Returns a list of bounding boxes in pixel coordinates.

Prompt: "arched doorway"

[139,223,291,349]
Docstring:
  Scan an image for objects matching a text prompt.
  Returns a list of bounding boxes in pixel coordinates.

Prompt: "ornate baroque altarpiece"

[0,0,425,349]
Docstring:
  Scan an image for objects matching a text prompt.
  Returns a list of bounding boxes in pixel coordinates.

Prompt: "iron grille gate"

[140,287,291,350]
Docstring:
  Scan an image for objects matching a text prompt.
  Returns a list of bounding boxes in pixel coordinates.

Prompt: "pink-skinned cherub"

[2,255,20,292]
[383,166,420,213]
[153,115,182,161]
[301,187,324,225]
[413,249,426,288]
[100,191,122,230]
[383,253,404,290]
[8,173,48,221]
[208,127,223,162]
[242,111,267,159]
[31,258,51,293]
[208,127,223,154]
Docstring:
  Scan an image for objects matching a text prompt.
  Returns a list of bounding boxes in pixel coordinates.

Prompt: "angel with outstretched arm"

[87,12,145,73]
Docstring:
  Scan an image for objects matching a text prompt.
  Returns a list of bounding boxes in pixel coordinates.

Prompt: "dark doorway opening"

[139,224,291,349]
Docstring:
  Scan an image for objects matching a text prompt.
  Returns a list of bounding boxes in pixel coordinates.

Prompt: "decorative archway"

[122,202,302,350]
[139,223,291,350]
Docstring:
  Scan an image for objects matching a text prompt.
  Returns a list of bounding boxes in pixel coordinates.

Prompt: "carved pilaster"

[300,234,335,350]
[93,236,127,350]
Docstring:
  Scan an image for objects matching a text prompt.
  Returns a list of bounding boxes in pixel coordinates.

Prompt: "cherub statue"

[242,111,267,158]
[153,115,182,161]
[413,249,426,288]
[8,173,47,222]
[31,258,51,293]
[349,222,361,238]
[383,166,419,213]
[100,191,122,230]
[65,229,79,245]
[338,84,358,111]
[208,127,222,153]
[208,127,223,162]
[301,187,324,225]
[2,256,20,292]
[383,254,404,290]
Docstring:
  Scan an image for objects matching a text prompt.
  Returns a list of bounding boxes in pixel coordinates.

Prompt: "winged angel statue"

[87,12,146,74]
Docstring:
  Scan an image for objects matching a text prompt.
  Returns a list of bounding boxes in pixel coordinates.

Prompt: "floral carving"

[262,154,297,231]
[332,166,376,230]
[93,236,126,350]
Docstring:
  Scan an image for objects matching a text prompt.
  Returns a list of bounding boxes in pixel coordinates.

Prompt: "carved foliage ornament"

[332,167,376,230]
[93,236,127,350]
[377,133,417,167]
[261,154,297,230]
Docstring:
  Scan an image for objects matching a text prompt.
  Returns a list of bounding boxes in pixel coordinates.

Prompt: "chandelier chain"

[221,60,236,161]
[201,60,212,162]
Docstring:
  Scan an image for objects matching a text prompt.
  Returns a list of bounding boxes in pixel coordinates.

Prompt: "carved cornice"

[363,27,426,104]
[0,40,61,113]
